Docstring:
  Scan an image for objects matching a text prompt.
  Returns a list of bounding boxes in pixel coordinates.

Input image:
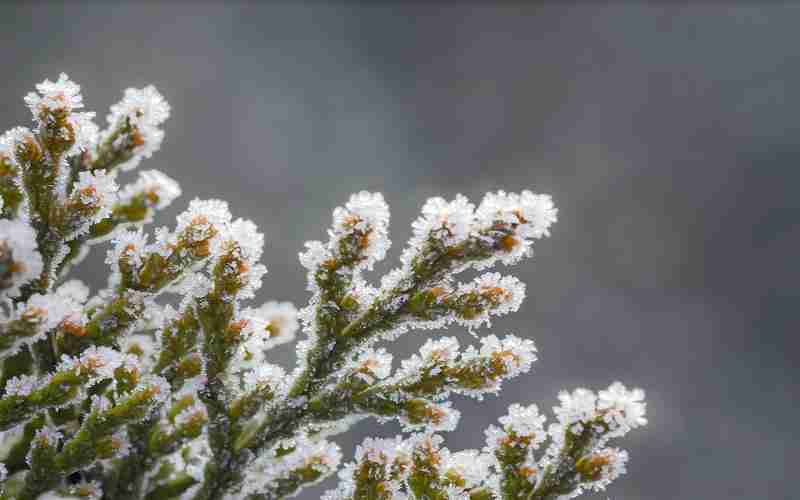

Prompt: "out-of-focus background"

[1,2,796,499]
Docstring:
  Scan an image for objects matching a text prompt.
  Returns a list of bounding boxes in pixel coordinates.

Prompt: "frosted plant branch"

[0,75,647,500]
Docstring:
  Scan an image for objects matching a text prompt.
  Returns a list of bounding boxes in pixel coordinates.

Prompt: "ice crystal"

[103,85,170,171]
[24,73,84,114]
[0,218,43,298]
[72,170,119,223]
[118,169,182,210]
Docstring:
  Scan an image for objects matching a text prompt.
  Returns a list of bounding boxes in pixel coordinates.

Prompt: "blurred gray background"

[1,2,796,499]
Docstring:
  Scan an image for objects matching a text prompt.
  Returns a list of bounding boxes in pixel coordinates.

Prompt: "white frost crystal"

[498,403,547,443]
[24,73,84,113]
[0,218,43,298]
[18,292,73,331]
[412,194,475,248]
[71,170,119,225]
[332,190,390,269]
[175,198,231,249]
[107,227,149,272]
[475,189,558,265]
[0,126,34,166]
[118,169,182,210]
[598,381,649,433]
[24,73,98,154]
[104,85,170,171]
[443,449,493,489]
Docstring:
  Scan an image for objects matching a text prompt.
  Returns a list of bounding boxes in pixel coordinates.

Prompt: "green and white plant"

[0,74,647,500]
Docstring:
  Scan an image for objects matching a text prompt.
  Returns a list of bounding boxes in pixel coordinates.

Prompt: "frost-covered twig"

[0,74,647,500]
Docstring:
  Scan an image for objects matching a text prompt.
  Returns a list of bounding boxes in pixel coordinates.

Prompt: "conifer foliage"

[0,75,647,499]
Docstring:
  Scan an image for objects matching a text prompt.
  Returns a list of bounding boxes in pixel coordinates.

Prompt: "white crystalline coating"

[300,191,388,299]
[256,301,299,344]
[321,435,412,500]
[175,376,207,401]
[295,195,403,356]
[174,402,208,428]
[499,403,547,441]
[23,74,97,155]
[104,85,170,171]
[396,194,477,275]
[67,480,103,500]
[139,375,171,406]
[233,303,297,370]
[108,430,132,458]
[242,363,287,396]
[330,191,391,270]
[477,334,537,378]
[472,190,558,266]
[454,273,526,329]
[0,126,34,166]
[420,336,461,364]
[240,263,267,300]
[476,190,557,239]
[298,240,328,273]
[362,276,525,346]
[235,312,271,342]
[355,435,413,467]
[0,218,43,298]
[443,449,494,489]
[142,303,177,331]
[350,347,393,382]
[175,198,231,249]
[118,169,182,210]
[474,273,526,312]
[167,434,211,485]
[597,382,648,435]
[67,111,100,155]
[107,85,170,129]
[323,434,419,500]
[72,170,119,223]
[56,279,90,305]
[19,293,73,331]
[553,387,599,428]
[78,346,125,380]
[340,191,390,230]
[175,273,213,310]
[547,382,647,458]
[581,447,629,493]
[243,435,342,498]
[401,401,460,433]
[226,218,264,263]
[152,225,174,257]
[4,374,38,397]
[484,403,547,455]
[412,194,475,247]
[118,351,143,376]
[0,129,17,162]
[119,334,157,368]
[106,227,149,272]
[24,73,84,114]
[217,220,269,300]
[391,333,536,402]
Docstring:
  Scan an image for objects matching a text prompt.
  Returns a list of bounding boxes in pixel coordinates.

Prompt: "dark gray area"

[1,2,795,499]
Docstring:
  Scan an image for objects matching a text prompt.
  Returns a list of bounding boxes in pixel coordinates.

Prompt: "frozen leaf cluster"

[0,75,646,500]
